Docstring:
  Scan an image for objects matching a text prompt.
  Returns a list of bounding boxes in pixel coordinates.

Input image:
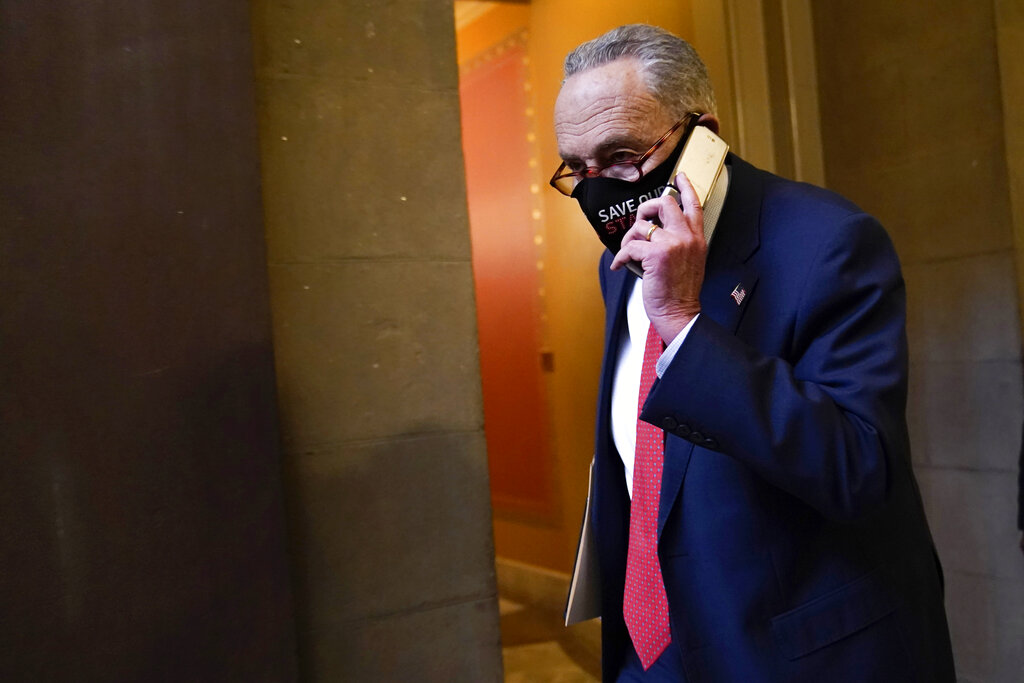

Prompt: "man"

[553,25,955,681]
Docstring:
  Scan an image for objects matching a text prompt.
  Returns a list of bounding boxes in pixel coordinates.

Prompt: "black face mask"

[570,130,689,256]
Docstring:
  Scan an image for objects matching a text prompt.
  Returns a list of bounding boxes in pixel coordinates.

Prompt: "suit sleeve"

[641,213,907,522]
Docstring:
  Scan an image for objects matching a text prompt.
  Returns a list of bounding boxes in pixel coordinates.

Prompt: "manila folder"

[564,458,601,626]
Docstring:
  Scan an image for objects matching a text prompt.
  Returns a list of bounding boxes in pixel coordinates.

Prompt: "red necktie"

[623,323,671,670]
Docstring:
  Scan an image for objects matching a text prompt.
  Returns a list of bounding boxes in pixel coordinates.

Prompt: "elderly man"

[553,25,955,681]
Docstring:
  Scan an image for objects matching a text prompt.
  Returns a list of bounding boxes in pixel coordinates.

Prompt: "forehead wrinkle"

[555,104,663,160]
[554,66,670,160]
[557,91,661,130]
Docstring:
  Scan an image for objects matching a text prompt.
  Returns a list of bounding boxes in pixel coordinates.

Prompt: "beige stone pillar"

[251,0,503,679]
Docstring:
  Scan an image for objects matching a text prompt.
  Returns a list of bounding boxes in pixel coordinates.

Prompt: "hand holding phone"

[625,126,729,277]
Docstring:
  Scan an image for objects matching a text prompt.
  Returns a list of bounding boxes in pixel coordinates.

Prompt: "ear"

[697,113,721,135]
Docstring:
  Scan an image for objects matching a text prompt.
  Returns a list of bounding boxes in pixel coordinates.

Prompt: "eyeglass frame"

[548,112,701,197]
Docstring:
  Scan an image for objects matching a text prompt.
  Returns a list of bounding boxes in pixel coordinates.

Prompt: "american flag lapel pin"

[730,283,746,306]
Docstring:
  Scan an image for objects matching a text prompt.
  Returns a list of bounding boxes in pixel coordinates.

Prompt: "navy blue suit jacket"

[590,155,955,681]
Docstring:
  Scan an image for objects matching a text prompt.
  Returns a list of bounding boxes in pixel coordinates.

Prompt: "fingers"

[610,224,655,271]
[635,195,678,229]
[610,176,706,272]
[673,172,705,222]
[634,173,704,240]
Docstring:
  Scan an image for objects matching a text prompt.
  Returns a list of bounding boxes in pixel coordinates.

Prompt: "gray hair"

[563,24,717,118]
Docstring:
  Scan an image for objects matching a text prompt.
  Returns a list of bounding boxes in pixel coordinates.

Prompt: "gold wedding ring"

[645,224,660,241]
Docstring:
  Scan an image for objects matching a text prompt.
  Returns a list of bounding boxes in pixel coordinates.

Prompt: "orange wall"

[456,3,531,64]
[456,4,566,568]
[460,34,556,518]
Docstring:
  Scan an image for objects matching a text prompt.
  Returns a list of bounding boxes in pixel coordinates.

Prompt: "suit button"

[662,416,678,430]
[689,431,703,443]
[675,423,691,437]
[702,437,718,450]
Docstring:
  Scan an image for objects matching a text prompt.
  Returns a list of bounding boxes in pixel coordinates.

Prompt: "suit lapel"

[595,256,633,501]
[700,263,759,335]
[602,262,632,361]
[658,155,764,540]
[698,154,763,334]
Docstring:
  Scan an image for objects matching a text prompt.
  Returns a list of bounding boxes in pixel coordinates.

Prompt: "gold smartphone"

[664,126,729,208]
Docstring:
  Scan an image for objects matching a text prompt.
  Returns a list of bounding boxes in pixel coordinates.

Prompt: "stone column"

[250,0,503,679]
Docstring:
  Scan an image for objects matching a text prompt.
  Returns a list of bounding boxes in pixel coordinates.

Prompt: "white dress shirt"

[610,167,730,498]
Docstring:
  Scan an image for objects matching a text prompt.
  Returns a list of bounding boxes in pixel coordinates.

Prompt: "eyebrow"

[559,134,647,162]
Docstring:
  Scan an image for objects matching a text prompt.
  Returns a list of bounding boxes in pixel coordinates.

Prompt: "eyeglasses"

[548,113,699,196]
